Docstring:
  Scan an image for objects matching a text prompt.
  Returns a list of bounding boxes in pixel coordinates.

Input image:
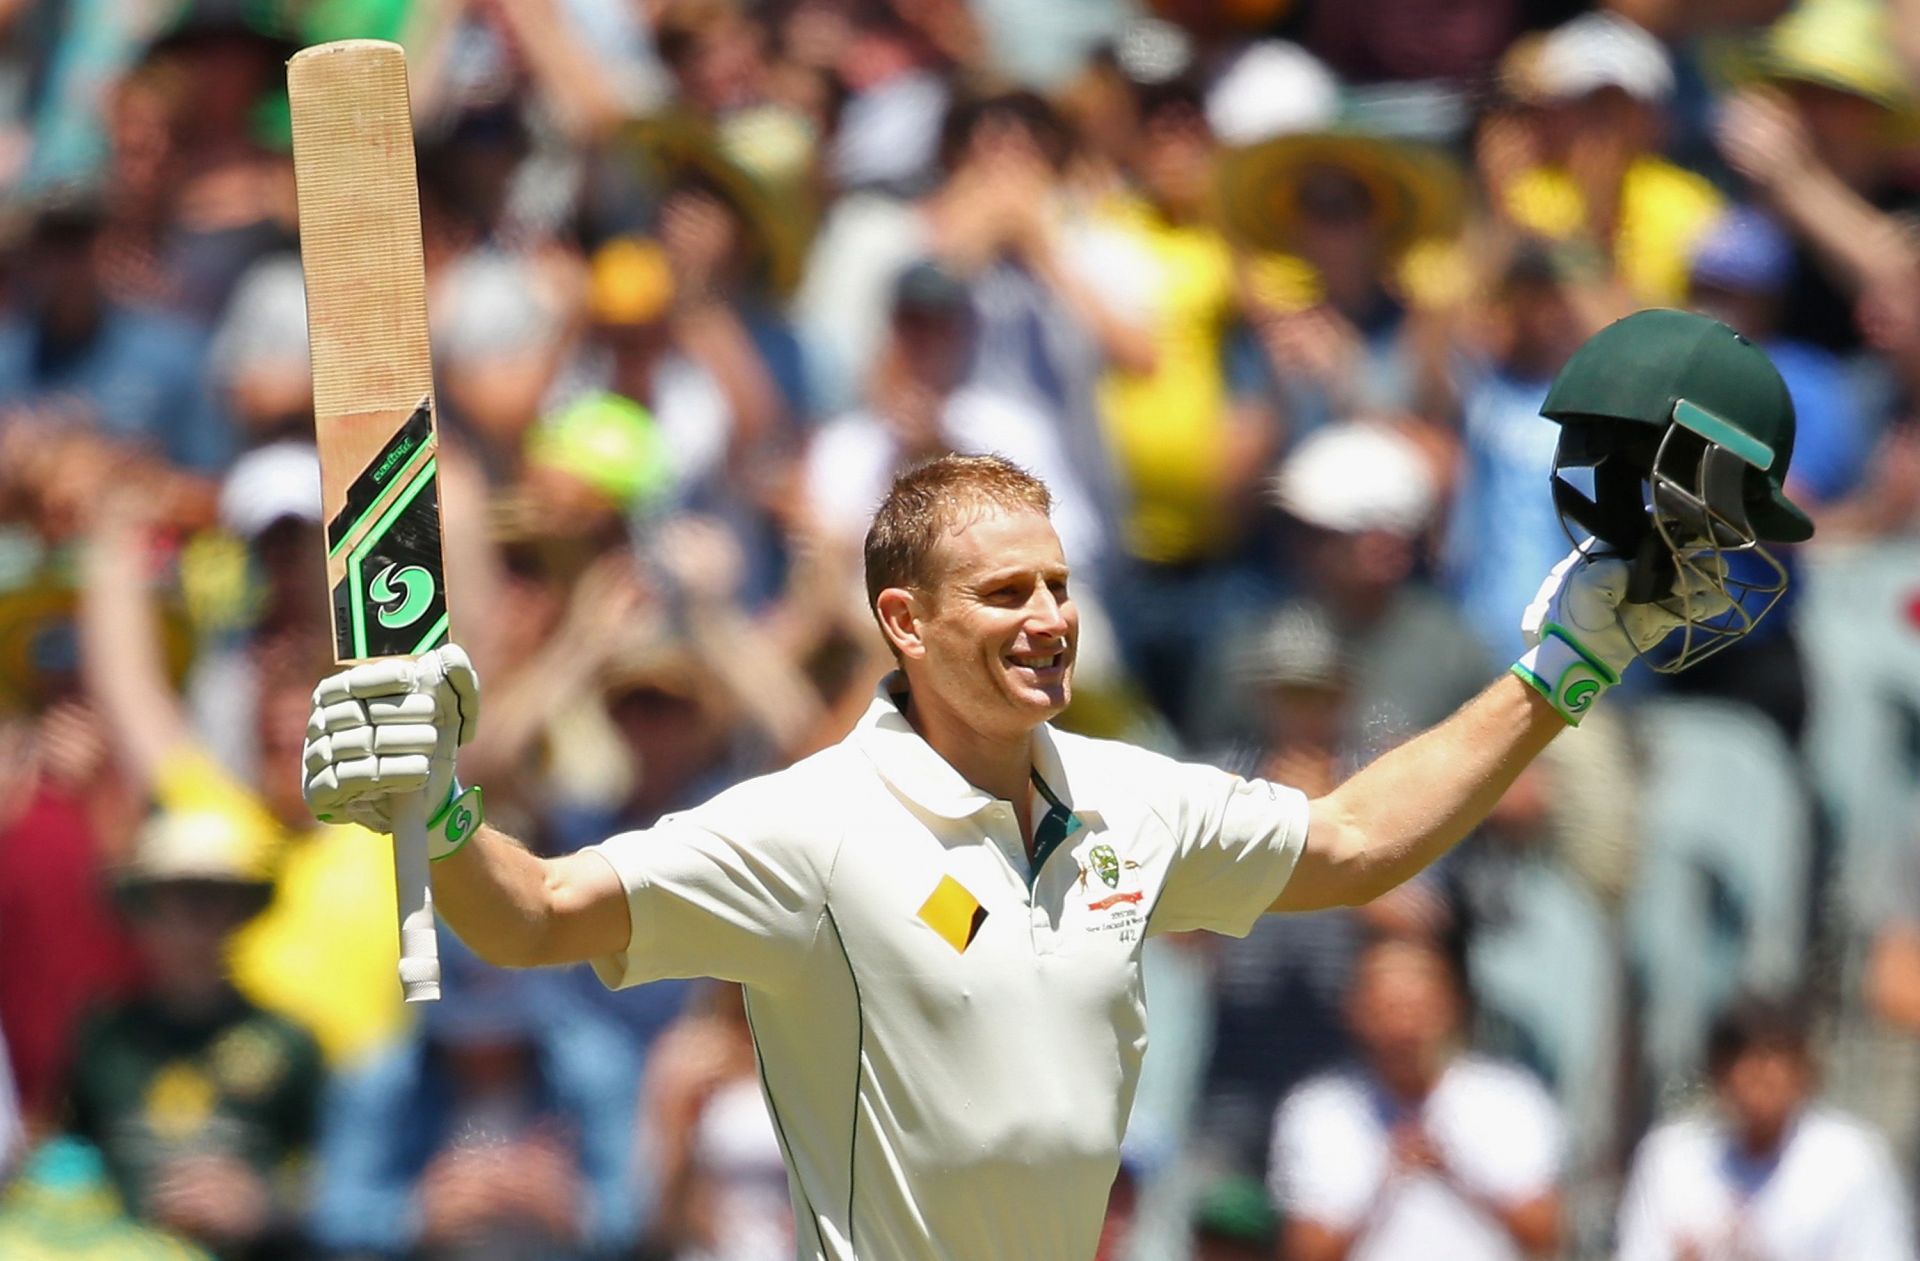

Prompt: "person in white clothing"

[1269,936,1564,1261]
[1616,994,1914,1261]
[296,409,1760,1260]
[647,981,795,1261]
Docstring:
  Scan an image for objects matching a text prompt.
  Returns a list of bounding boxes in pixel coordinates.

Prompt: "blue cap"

[1689,207,1793,294]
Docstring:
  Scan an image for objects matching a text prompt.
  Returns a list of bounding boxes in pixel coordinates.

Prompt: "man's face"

[900,507,1077,738]
[1717,1044,1811,1143]
[1347,943,1459,1092]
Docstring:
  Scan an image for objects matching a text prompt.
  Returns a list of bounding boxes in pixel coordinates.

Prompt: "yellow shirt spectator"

[1074,198,1239,565]
[152,750,407,1066]
[1506,156,1724,305]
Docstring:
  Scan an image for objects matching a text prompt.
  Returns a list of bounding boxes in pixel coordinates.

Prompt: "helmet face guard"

[1550,399,1788,674]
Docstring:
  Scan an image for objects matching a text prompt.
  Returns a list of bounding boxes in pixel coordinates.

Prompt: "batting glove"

[303,644,482,855]
[1513,541,1730,725]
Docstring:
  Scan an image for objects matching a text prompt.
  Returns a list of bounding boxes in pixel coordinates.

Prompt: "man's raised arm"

[1274,544,1721,913]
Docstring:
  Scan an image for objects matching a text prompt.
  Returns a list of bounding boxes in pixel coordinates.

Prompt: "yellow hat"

[589,236,676,326]
[119,805,276,892]
[1755,0,1914,111]
[613,109,816,296]
[1217,131,1465,259]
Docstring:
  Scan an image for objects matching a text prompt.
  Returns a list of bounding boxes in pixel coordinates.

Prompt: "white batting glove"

[1513,541,1730,725]
[303,644,481,853]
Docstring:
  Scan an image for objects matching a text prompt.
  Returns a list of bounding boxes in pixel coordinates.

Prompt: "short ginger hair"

[864,454,1053,614]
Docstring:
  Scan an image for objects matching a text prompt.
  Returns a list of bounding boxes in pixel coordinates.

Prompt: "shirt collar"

[852,674,1104,827]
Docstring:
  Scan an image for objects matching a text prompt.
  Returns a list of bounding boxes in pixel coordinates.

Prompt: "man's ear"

[874,587,927,660]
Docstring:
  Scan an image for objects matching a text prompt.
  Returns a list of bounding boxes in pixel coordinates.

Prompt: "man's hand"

[302,644,480,845]
[147,1153,273,1247]
[1513,542,1727,724]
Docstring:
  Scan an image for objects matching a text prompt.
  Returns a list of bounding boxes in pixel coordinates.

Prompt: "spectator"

[1441,240,1595,666]
[803,259,1107,574]
[0,191,228,471]
[1213,43,1468,438]
[797,86,1117,480]
[1493,12,1723,308]
[1616,993,1913,1260]
[63,803,324,1259]
[1715,0,1920,358]
[77,467,408,1067]
[0,672,143,1133]
[309,938,641,1260]
[205,254,310,448]
[0,1136,213,1259]
[1663,206,1875,739]
[643,982,791,1261]
[1195,602,1444,1176]
[1258,420,1492,753]
[1063,76,1279,727]
[1269,936,1564,1261]
[127,3,299,326]
[433,248,572,489]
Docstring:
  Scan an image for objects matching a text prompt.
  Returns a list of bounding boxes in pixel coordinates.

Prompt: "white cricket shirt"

[1268,1059,1564,1261]
[1615,1106,1913,1261]
[589,682,1309,1260]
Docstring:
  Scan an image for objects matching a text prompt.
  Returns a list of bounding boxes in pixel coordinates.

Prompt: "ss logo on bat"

[371,562,435,629]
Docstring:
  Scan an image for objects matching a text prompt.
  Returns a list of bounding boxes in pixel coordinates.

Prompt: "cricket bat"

[289,40,445,1003]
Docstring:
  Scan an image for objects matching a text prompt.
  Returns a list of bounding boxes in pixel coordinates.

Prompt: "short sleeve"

[1147,759,1309,937]
[588,796,829,993]
[1268,1079,1381,1229]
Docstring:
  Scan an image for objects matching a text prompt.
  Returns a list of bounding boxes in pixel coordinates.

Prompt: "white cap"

[210,254,309,381]
[1269,421,1438,535]
[831,69,947,191]
[1535,12,1674,103]
[433,248,563,364]
[1206,40,1341,146]
[219,441,323,539]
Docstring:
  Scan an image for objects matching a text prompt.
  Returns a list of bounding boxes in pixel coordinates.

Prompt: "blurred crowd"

[4,0,1920,1257]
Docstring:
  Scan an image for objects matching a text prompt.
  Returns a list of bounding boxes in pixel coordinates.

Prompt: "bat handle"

[392,790,441,1002]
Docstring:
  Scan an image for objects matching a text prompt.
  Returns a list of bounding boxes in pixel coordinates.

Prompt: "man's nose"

[1027,588,1069,638]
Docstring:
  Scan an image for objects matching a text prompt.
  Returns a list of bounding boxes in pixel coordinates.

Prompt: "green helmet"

[1539,308,1813,671]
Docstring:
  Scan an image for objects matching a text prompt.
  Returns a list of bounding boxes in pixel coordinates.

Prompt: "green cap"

[526,392,676,513]
[1192,1173,1278,1244]
[1541,308,1811,543]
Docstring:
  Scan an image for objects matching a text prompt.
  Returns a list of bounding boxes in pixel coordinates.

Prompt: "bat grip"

[392,791,441,1002]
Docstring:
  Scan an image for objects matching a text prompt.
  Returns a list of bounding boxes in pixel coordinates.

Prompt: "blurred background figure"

[1268,936,1564,1261]
[1440,239,1596,668]
[642,982,791,1261]
[0,1136,214,1260]
[63,804,323,1260]
[1616,993,1913,1261]
[1490,11,1722,310]
[1193,601,1447,1179]
[0,189,226,471]
[1257,420,1490,753]
[309,938,640,1261]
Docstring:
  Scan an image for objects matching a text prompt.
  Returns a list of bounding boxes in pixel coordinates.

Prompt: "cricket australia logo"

[1091,844,1120,889]
[1078,843,1145,939]
[370,562,435,629]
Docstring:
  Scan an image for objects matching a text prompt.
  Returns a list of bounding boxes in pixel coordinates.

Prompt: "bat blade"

[290,39,444,1003]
